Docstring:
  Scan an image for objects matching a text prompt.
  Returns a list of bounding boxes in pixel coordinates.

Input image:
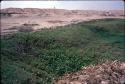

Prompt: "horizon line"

[1,7,124,11]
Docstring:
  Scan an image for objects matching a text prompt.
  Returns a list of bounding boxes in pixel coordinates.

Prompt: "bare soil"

[1,8,124,35]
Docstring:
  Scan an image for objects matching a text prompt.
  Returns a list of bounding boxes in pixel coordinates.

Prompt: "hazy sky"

[1,1,124,10]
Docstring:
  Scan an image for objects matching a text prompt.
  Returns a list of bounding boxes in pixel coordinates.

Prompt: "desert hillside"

[1,8,124,16]
[1,8,124,35]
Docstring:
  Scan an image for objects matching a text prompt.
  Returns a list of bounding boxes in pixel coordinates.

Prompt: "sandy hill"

[1,8,68,14]
[1,8,124,16]
[0,8,125,35]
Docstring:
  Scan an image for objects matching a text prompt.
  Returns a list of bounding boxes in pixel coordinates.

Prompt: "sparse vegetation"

[18,23,36,33]
[1,19,125,84]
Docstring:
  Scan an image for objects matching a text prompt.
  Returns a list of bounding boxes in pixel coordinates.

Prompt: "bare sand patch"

[1,8,124,35]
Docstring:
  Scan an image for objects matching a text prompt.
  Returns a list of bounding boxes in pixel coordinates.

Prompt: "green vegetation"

[1,19,125,84]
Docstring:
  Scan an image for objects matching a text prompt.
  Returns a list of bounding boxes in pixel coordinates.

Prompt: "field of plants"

[1,19,125,84]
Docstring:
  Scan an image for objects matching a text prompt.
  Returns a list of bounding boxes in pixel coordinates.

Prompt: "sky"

[1,1,124,10]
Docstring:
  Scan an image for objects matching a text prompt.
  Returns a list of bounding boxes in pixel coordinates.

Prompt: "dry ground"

[1,8,124,35]
[55,61,125,84]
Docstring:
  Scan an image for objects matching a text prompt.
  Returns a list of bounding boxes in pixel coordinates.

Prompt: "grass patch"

[1,18,125,84]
